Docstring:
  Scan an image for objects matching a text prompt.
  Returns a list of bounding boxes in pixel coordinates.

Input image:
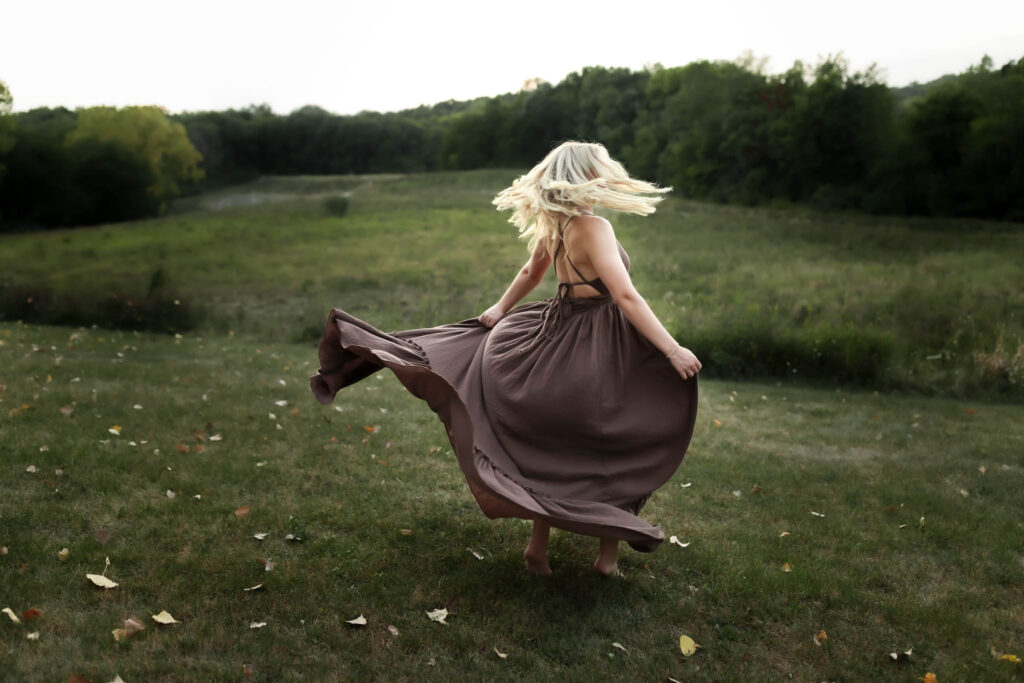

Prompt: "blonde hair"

[492,140,671,254]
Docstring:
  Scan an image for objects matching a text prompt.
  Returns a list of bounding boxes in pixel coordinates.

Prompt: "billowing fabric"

[310,224,697,551]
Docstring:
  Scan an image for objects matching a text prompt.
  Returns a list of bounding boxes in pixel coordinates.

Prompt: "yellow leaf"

[108,425,122,436]
[813,630,827,646]
[151,610,180,625]
[782,562,792,572]
[999,654,1021,664]
[57,548,70,561]
[713,419,723,427]
[86,573,119,589]
[679,634,701,656]
[920,674,937,683]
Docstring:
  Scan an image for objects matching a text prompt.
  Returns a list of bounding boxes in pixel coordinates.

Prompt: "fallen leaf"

[782,562,792,573]
[243,583,264,592]
[679,634,701,656]
[999,654,1021,664]
[668,536,690,548]
[26,631,39,640]
[209,434,223,441]
[364,425,380,433]
[345,615,367,626]
[751,484,762,494]
[86,574,119,589]
[920,674,937,683]
[175,443,189,453]
[467,548,484,560]
[57,548,70,561]
[152,610,180,625]
[123,617,145,637]
[60,405,74,417]
[813,630,827,646]
[889,647,913,663]
[779,531,790,537]
[234,505,250,519]
[494,646,508,659]
[108,425,122,436]
[978,465,986,475]
[425,607,448,624]
[680,482,692,488]
[400,529,413,536]
[253,532,268,541]
[26,465,38,473]
[250,621,267,629]
[810,510,825,517]
[713,418,723,427]
[284,534,302,542]
[387,624,400,636]
[257,558,274,572]
[612,642,627,653]
[0,546,6,556]
[166,490,176,499]
[110,676,126,683]
[2,607,21,624]
[21,608,41,621]
[274,400,288,407]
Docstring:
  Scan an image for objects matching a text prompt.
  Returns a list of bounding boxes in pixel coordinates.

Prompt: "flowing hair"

[492,140,672,254]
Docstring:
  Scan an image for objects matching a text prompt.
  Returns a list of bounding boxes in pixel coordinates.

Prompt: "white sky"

[4,0,1022,116]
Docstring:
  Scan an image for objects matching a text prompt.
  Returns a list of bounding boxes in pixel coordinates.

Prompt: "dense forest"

[1,53,1022,229]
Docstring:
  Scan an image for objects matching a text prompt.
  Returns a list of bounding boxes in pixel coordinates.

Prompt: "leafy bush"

[324,194,349,217]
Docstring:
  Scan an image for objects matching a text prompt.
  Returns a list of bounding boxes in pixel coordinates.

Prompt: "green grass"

[1,170,1022,398]
[1,321,1022,681]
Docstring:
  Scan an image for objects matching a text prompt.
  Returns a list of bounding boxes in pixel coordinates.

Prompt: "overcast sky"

[4,0,1022,116]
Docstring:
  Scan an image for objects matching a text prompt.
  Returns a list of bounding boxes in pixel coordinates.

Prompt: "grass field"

[1,172,1023,680]
[1,322,1021,681]
[1,171,1022,398]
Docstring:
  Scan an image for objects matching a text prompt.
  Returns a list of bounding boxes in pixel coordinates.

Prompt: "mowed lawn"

[1,321,1021,681]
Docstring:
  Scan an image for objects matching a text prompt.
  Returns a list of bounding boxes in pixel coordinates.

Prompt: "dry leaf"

[782,562,792,573]
[21,608,41,621]
[234,505,250,519]
[60,405,74,417]
[250,621,267,629]
[209,434,223,441]
[713,418,723,427]
[400,529,413,536]
[58,548,70,561]
[345,615,367,626]
[425,608,448,624]
[679,634,701,656]
[108,425,122,436]
[810,510,825,517]
[284,534,302,542]
[387,624,400,636]
[86,574,119,589]
[889,647,913,662]
[110,676,125,683]
[612,642,627,653]
[668,536,690,548]
[26,631,39,640]
[999,654,1021,664]
[253,532,268,541]
[152,610,180,624]
[779,531,790,537]
[920,674,937,683]
[813,630,827,646]
[123,617,145,637]
[243,583,264,592]
[26,465,38,473]
[494,646,508,659]
[364,425,380,433]
[2,607,21,624]
[467,548,484,560]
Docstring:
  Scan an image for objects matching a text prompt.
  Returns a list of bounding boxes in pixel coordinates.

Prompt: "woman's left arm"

[478,244,552,327]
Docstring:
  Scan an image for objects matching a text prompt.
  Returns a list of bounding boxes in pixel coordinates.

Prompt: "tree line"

[1,53,1021,230]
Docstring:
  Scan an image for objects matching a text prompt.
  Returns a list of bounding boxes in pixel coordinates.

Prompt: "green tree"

[66,105,204,209]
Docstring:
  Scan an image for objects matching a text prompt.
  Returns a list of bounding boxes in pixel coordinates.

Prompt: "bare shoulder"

[567,214,615,243]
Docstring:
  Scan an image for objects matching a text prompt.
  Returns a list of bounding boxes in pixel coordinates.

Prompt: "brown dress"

[310,216,698,551]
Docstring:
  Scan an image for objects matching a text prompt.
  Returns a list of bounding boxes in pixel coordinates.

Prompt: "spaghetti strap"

[557,216,606,292]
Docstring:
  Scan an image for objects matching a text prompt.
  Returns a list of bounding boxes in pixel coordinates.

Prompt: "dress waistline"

[518,282,612,353]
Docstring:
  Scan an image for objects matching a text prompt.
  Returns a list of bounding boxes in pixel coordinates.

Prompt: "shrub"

[324,195,349,218]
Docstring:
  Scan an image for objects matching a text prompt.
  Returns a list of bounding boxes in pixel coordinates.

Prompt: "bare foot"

[594,537,620,576]
[524,548,552,576]
[593,557,620,577]
[524,519,552,575]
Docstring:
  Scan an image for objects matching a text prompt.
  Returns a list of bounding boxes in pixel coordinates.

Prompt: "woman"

[310,140,700,577]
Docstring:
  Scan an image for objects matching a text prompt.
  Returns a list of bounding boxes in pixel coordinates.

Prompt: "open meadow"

[1,172,1022,681]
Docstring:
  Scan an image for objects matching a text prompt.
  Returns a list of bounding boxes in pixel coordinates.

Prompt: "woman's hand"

[478,303,507,328]
[667,344,701,380]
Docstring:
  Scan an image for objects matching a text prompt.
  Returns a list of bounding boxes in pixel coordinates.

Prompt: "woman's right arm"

[574,216,701,379]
